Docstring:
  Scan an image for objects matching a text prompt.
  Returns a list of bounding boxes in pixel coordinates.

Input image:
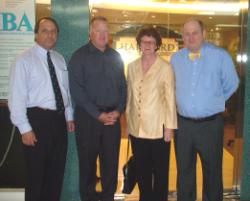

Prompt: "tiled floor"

[0,190,241,201]
[0,124,241,201]
[115,136,236,200]
[0,138,239,201]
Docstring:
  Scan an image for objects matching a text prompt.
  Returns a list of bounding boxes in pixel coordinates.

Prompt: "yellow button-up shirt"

[126,56,177,139]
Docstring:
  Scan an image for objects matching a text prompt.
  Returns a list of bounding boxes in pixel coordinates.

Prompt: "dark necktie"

[47,51,65,113]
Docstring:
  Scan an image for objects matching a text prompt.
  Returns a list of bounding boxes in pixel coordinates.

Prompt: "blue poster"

[0,0,35,99]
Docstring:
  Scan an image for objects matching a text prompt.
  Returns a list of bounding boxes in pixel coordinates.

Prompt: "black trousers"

[130,135,171,201]
[24,107,67,201]
[174,114,224,201]
[75,107,121,201]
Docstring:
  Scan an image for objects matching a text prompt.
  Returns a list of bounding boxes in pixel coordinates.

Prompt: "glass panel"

[36,2,51,20]
[89,0,248,199]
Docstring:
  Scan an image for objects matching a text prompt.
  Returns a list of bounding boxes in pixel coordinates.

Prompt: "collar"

[35,43,52,58]
[88,41,110,53]
[186,42,207,61]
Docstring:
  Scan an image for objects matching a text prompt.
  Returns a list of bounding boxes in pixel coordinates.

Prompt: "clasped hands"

[98,111,120,125]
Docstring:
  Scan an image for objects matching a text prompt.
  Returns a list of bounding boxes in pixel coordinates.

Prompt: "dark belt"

[178,113,221,123]
[98,106,116,113]
[27,107,58,113]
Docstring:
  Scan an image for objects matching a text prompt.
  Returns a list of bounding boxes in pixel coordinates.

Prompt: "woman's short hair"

[136,27,162,51]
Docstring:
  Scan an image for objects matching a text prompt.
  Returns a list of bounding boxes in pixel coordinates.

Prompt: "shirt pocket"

[29,65,47,88]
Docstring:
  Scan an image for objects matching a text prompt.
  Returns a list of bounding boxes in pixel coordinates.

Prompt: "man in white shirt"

[8,17,74,201]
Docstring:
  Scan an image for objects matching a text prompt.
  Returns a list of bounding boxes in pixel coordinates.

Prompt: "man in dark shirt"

[69,16,127,201]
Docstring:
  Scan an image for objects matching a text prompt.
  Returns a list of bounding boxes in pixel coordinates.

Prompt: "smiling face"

[35,19,58,50]
[182,20,205,53]
[89,19,109,51]
[140,35,157,56]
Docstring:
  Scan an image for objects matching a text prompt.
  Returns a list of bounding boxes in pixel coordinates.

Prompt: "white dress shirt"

[8,43,73,134]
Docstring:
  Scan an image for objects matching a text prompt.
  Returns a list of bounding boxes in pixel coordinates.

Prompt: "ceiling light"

[36,0,50,4]
[90,0,248,16]
[216,24,241,28]
[122,24,130,28]
[237,54,248,63]
[199,11,215,15]
[92,9,98,13]
[242,54,248,63]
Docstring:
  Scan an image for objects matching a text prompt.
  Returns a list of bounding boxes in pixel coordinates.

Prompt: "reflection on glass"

[90,0,248,198]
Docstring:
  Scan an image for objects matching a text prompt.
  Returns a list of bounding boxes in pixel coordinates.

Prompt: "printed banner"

[0,0,35,99]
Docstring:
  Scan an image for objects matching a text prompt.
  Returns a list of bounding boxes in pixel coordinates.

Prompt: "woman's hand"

[164,128,173,142]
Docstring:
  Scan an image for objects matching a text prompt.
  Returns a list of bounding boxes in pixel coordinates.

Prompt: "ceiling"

[36,0,248,35]
[91,10,245,36]
[92,8,241,27]
[89,0,248,35]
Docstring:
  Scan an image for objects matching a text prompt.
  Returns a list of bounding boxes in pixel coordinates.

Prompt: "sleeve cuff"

[18,124,32,135]
[65,107,74,121]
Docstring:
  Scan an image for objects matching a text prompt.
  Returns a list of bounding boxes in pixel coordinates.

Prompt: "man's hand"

[164,128,173,142]
[98,111,120,125]
[109,111,120,121]
[22,131,37,146]
[98,112,114,125]
[67,121,75,132]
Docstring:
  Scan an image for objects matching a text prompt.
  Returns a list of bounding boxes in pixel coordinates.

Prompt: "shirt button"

[141,80,143,82]
[138,114,141,117]
[191,93,194,96]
